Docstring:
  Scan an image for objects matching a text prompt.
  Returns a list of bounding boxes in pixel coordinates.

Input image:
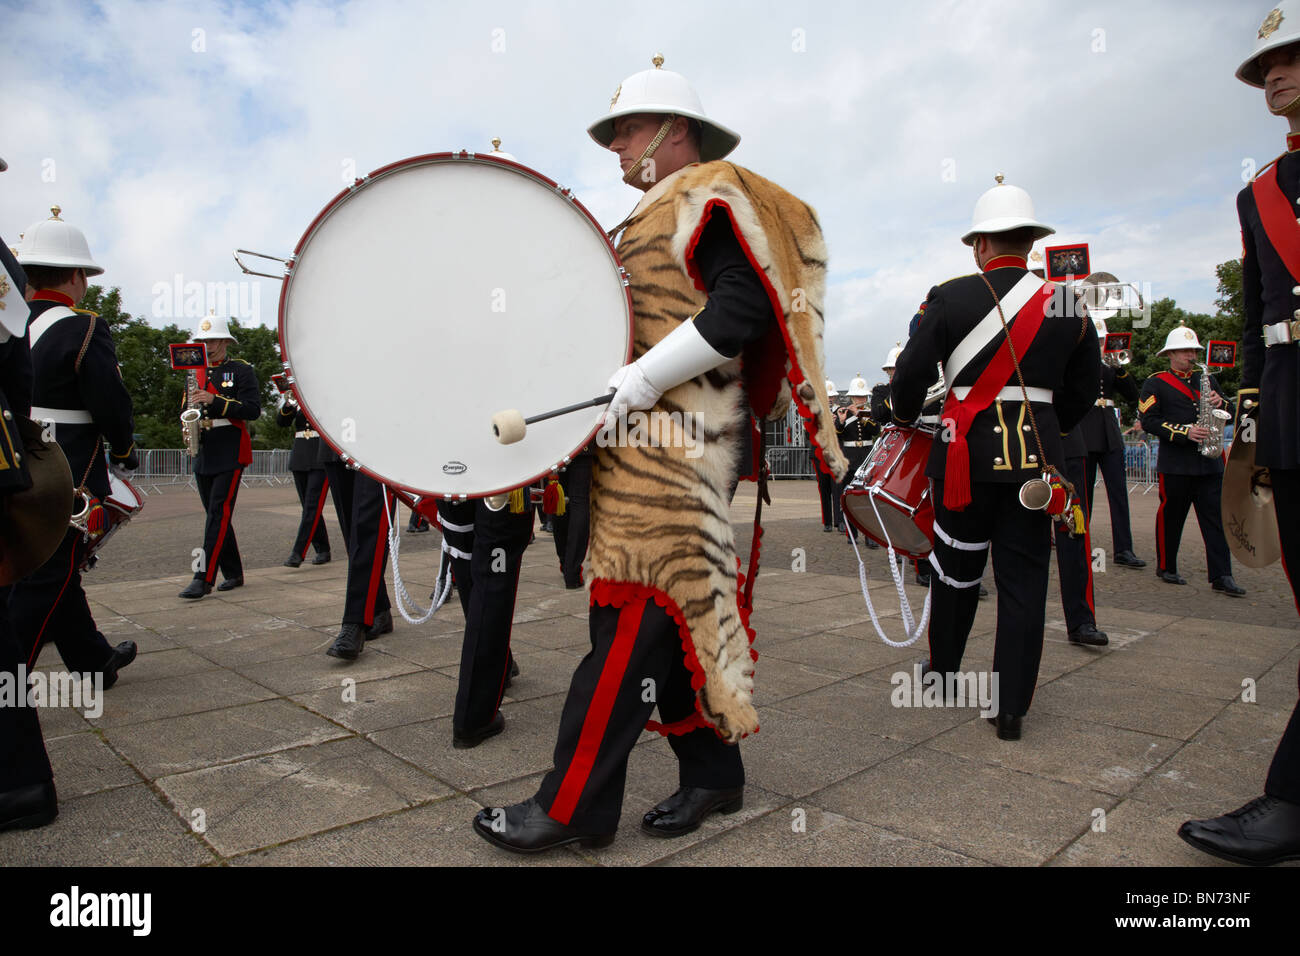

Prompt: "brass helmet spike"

[652,53,664,68]
[50,205,62,220]
[994,174,1005,185]
[491,137,502,151]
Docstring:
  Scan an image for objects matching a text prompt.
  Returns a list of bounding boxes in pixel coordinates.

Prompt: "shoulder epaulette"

[70,308,100,318]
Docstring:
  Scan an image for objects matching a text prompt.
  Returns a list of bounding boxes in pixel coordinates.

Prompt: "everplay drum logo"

[890,662,999,718]
[597,406,704,459]
[0,666,103,718]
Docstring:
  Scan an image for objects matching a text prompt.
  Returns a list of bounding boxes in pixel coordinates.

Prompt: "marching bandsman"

[870,346,902,424]
[320,446,394,659]
[179,314,260,599]
[1137,323,1244,595]
[835,373,879,545]
[1179,6,1300,866]
[0,202,58,832]
[892,176,1099,741]
[473,57,845,852]
[551,446,593,586]
[9,207,139,686]
[275,394,331,568]
[1055,424,1107,646]
[1081,325,1145,568]
[816,379,844,532]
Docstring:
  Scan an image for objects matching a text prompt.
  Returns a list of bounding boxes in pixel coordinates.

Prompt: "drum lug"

[348,176,369,193]
[618,266,630,287]
[555,185,575,202]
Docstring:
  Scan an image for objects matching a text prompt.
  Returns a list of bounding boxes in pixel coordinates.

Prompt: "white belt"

[208,418,233,428]
[295,430,319,439]
[31,406,93,425]
[950,385,1053,403]
[1264,320,1300,346]
[1095,398,1115,408]
[843,440,872,447]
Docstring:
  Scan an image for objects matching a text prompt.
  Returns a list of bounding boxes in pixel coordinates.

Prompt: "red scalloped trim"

[589,577,757,740]
[679,185,842,483]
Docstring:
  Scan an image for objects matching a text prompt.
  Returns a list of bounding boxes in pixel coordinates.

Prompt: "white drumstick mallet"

[491,394,614,445]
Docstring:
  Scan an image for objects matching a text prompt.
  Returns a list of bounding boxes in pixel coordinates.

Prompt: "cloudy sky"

[1,0,1284,387]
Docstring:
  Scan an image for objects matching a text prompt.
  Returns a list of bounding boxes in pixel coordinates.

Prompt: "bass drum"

[279,152,633,499]
[841,424,936,559]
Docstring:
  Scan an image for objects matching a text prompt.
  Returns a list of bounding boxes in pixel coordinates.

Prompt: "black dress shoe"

[864,538,879,550]
[987,713,1022,740]
[822,524,832,533]
[365,608,393,638]
[178,579,212,599]
[1178,795,1300,866]
[1212,576,1247,597]
[217,576,244,592]
[1157,569,1187,585]
[101,641,138,690]
[641,785,744,838]
[311,551,331,565]
[453,712,505,749]
[473,797,614,853]
[326,623,365,661]
[504,657,520,690]
[283,553,303,568]
[1114,550,1146,568]
[1068,623,1109,647]
[0,779,57,832]
[915,572,931,587]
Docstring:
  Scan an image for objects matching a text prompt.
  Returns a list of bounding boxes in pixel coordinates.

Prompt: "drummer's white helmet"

[882,344,903,372]
[588,55,740,162]
[962,175,1055,246]
[194,311,237,342]
[1237,2,1300,86]
[1157,322,1204,355]
[484,137,517,162]
[15,205,104,276]
[825,379,839,397]
[847,374,870,398]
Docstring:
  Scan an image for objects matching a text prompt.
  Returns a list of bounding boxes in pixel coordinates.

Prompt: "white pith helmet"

[588,54,740,162]
[1027,249,1046,274]
[961,175,1055,246]
[882,343,903,372]
[1093,314,1109,338]
[825,379,839,397]
[847,374,870,398]
[193,310,237,342]
[1237,3,1300,86]
[1157,322,1204,355]
[484,137,517,162]
[15,205,103,276]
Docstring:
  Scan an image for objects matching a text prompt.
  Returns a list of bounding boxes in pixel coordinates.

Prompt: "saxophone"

[181,369,203,456]
[1197,363,1232,459]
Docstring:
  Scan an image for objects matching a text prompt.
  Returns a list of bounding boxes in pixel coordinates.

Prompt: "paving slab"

[293,670,460,734]
[46,731,141,798]
[86,668,278,729]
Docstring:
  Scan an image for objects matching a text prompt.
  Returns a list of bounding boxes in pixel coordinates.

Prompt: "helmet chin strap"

[622,115,676,185]
[1271,91,1300,116]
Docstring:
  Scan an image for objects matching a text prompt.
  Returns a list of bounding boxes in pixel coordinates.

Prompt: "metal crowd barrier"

[132,448,294,494]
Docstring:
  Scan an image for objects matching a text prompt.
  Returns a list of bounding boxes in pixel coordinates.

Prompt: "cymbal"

[1222,428,1281,569]
[0,417,75,586]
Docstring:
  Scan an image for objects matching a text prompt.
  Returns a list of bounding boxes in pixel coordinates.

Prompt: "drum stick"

[492,394,613,445]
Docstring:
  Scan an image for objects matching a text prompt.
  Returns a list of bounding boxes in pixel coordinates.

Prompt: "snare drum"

[80,473,144,571]
[278,153,633,499]
[841,424,936,558]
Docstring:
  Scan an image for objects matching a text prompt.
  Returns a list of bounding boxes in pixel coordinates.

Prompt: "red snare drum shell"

[841,425,936,559]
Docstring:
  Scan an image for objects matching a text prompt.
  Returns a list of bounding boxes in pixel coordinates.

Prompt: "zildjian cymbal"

[1222,427,1282,569]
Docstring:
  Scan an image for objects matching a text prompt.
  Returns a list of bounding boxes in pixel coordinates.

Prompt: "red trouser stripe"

[1080,481,1095,613]
[26,541,78,669]
[301,477,330,559]
[363,488,391,624]
[1155,473,1167,571]
[207,468,242,584]
[548,596,646,825]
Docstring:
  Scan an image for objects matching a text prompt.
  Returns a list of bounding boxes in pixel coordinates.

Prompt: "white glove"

[603,320,729,429]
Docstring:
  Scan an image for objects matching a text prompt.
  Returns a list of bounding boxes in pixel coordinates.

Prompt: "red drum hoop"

[80,473,144,571]
[841,424,936,559]
[278,152,633,499]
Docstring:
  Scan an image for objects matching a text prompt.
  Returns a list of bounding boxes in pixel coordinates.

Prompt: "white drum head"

[280,154,632,497]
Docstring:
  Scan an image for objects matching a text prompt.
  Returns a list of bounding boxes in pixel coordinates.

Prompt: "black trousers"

[9,529,114,674]
[323,464,392,627]
[552,456,592,588]
[1266,468,1300,803]
[194,468,243,584]
[815,467,842,528]
[0,588,52,791]
[1086,443,1135,555]
[290,469,331,559]
[928,480,1051,717]
[535,597,744,832]
[438,499,533,732]
[1055,457,1096,633]
[1154,472,1232,581]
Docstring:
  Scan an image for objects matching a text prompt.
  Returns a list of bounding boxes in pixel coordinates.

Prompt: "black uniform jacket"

[1138,368,1234,476]
[835,410,879,447]
[0,242,30,495]
[28,298,135,498]
[1239,149,1300,470]
[892,264,1100,484]
[275,402,324,472]
[870,382,892,425]
[1079,364,1138,455]
[194,358,260,475]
